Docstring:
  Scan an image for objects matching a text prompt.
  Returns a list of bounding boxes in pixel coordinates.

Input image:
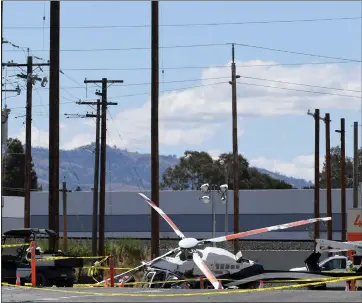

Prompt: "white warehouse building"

[1,189,356,240]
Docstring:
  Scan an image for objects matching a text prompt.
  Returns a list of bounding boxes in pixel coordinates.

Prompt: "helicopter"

[99,192,332,290]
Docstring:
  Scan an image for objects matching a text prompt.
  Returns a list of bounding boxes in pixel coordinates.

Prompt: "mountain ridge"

[29,144,313,191]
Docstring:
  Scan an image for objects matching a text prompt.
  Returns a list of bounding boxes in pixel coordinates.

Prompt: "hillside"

[31,144,313,191]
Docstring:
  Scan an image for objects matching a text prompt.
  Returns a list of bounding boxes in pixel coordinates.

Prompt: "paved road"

[2,286,362,302]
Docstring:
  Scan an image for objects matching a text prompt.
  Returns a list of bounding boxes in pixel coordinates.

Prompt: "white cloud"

[249,154,324,181]
[15,125,98,151]
[17,126,49,148]
[14,60,361,152]
[103,59,360,149]
[207,149,223,160]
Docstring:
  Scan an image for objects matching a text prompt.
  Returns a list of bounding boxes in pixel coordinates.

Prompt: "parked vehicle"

[2,228,83,287]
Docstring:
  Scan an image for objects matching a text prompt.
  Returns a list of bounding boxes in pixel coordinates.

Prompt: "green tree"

[320,145,360,188]
[75,185,82,191]
[160,150,293,190]
[2,138,40,196]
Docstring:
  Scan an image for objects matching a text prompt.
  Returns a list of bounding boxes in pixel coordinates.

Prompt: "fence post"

[110,254,114,287]
[31,241,36,287]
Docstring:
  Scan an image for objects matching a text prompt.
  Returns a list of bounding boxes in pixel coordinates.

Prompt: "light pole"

[219,184,228,235]
[219,159,229,235]
[199,183,229,245]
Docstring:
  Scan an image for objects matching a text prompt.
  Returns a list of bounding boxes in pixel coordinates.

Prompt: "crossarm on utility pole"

[2,63,50,67]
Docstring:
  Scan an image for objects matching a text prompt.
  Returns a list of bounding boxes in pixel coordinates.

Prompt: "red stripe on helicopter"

[223,218,329,241]
[139,193,184,237]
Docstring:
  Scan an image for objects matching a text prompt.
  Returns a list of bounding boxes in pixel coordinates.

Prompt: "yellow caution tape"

[72,275,362,288]
[87,256,110,283]
[36,255,108,261]
[3,276,362,297]
[1,243,30,248]
[82,266,132,270]
[266,275,362,283]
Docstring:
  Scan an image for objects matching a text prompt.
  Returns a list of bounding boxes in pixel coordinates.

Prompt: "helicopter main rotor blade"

[138,193,186,239]
[98,247,181,285]
[201,217,332,243]
[192,251,222,290]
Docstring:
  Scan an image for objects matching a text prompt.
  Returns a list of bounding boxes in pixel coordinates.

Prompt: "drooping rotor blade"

[193,251,222,290]
[202,217,332,243]
[138,193,186,239]
[98,247,181,285]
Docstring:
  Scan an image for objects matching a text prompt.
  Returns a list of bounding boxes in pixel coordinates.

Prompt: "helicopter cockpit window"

[230,265,235,269]
[215,264,220,270]
[220,264,225,270]
[235,265,240,269]
[225,264,230,270]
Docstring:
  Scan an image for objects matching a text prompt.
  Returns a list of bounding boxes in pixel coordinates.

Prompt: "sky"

[1,1,361,182]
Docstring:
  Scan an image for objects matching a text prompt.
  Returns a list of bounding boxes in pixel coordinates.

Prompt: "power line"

[236,81,361,99]
[5,77,360,112]
[8,60,355,72]
[2,42,229,52]
[3,16,361,29]
[39,76,232,90]
[237,75,361,93]
[8,75,359,95]
[4,41,360,63]
[233,43,362,63]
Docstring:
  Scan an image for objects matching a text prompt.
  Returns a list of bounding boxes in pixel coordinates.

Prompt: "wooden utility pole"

[84,79,121,257]
[24,56,33,229]
[229,44,241,254]
[336,118,346,241]
[48,0,60,238]
[151,0,160,259]
[77,100,101,257]
[59,178,71,253]
[307,109,322,240]
[323,113,332,240]
[353,121,359,208]
[2,59,49,228]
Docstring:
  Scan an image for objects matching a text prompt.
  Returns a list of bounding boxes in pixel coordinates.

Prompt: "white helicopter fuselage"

[147,247,257,278]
